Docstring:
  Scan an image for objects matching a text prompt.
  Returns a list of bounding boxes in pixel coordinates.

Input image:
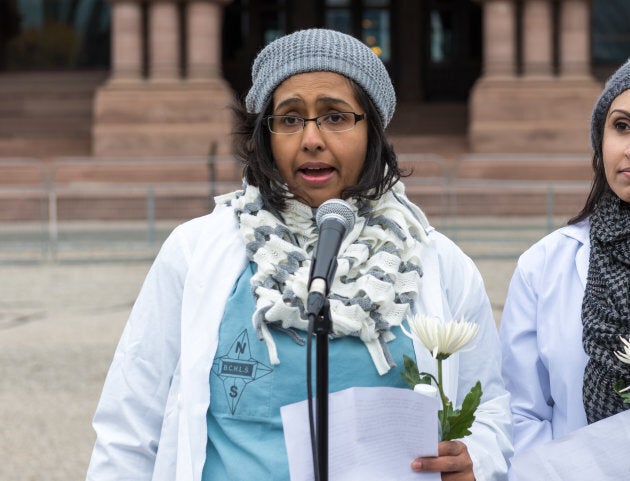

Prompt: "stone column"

[109,0,143,82]
[480,0,517,79]
[468,0,599,153]
[94,0,236,157]
[522,0,554,77]
[559,0,592,78]
[148,0,180,81]
[187,0,228,81]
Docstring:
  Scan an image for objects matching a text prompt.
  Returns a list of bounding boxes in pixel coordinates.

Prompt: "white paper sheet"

[510,409,630,481]
[281,386,440,481]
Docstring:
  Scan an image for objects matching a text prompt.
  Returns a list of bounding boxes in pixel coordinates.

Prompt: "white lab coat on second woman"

[500,219,590,455]
[86,201,512,481]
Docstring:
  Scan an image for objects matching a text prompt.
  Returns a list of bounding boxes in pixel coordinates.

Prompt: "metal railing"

[0,155,592,263]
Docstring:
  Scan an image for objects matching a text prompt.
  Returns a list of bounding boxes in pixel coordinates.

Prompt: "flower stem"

[436,359,449,439]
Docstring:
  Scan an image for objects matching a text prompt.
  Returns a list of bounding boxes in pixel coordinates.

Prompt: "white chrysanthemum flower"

[403,314,479,360]
[614,335,630,365]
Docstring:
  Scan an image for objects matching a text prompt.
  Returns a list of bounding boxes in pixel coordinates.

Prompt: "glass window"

[325,9,352,35]
[252,0,287,47]
[326,0,351,6]
[362,9,390,62]
[324,1,391,63]
[592,0,630,66]
[3,0,110,70]
[429,9,454,64]
[261,10,286,45]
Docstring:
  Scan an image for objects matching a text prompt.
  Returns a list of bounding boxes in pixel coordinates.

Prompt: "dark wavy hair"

[231,79,407,212]
[568,150,612,224]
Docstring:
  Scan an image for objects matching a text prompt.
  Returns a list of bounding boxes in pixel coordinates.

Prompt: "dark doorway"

[221,0,393,101]
[221,0,482,105]
[0,0,110,71]
[419,0,482,101]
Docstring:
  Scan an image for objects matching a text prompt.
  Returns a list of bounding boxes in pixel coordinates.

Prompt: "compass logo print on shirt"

[211,329,273,414]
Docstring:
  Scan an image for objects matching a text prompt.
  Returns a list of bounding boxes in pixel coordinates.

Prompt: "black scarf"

[582,191,630,424]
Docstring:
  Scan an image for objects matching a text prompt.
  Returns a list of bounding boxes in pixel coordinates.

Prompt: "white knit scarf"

[216,182,431,375]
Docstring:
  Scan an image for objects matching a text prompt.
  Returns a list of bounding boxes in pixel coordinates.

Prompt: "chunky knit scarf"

[216,182,430,375]
[582,191,630,423]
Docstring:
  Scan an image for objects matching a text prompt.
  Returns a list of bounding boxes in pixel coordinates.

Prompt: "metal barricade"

[0,154,593,263]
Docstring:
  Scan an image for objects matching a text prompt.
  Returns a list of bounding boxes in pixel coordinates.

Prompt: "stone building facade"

[0,0,627,159]
[94,0,234,157]
[470,0,601,153]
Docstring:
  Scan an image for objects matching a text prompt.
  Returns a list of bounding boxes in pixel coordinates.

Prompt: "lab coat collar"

[560,219,590,288]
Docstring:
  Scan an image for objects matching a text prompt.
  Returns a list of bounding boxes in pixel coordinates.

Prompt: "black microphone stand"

[311,298,332,481]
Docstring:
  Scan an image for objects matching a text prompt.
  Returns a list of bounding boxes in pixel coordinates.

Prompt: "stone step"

[0,157,241,184]
[0,117,92,137]
[0,179,589,222]
[0,138,91,157]
[0,71,106,91]
[0,151,595,221]
[405,182,589,217]
[0,72,105,156]
[454,153,593,181]
[0,72,103,113]
[388,102,468,136]
[4,152,591,186]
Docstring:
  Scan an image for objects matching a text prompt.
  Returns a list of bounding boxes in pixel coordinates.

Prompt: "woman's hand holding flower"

[401,314,482,479]
[411,440,475,481]
[401,314,482,441]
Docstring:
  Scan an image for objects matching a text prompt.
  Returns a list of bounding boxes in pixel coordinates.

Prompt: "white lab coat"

[86,202,513,481]
[499,219,590,456]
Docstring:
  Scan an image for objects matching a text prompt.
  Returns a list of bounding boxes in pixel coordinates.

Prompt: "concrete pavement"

[0,253,516,481]
[0,261,150,481]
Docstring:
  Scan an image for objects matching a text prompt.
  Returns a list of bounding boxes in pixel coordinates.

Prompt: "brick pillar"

[187,0,227,81]
[559,0,593,78]
[522,0,554,77]
[480,0,517,79]
[469,0,600,153]
[148,0,180,81]
[109,0,143,82]
[93,0,235,157]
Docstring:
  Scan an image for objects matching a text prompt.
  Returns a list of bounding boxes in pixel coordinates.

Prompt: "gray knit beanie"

[245,28,396,128]
[591,58,630,156]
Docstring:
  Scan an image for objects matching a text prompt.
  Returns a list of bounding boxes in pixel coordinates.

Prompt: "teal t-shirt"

[202,262,415,480]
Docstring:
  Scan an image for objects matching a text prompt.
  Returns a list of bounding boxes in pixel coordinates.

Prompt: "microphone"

[306,199,355,316]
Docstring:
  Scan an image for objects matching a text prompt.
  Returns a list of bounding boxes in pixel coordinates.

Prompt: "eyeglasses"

[264,112,365,134]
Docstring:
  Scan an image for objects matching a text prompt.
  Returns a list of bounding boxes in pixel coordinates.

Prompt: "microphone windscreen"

[315,199,355,233]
